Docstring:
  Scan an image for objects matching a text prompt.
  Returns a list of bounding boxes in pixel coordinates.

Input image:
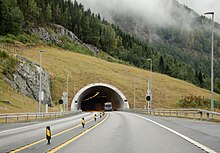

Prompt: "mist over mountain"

[76,0,192,26]
[76,0,219,26]
[75,0,220,93]
[76,0,220,55]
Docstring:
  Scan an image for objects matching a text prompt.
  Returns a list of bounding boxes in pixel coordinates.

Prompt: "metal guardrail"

[122,108,220,121]
[0,111,81,123]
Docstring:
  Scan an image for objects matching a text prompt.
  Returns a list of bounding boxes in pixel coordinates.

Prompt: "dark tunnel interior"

[78,86,124,111]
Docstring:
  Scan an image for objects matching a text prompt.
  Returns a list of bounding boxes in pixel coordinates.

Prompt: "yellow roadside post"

[94,114,97,122]
[46,126,51,144]
[82,118,85,128]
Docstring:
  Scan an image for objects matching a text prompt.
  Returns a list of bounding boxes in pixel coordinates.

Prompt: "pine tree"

[0,0,23,35]
[0,0,3,28]
[198,71,203,86]
[45,3,52,22]
[159,56,165,73]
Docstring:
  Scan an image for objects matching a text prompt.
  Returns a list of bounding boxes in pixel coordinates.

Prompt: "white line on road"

[134,114,217,153]
[0,113,89,134]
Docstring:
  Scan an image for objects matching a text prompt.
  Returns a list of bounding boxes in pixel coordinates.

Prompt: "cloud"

[75,0,220,33]
[175,0,220,23]
[76,0,176,25]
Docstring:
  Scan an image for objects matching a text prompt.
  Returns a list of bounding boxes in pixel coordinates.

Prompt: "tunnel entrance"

[71,83,129,111]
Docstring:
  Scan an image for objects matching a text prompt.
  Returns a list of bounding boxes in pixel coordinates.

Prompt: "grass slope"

[0,42,219,114]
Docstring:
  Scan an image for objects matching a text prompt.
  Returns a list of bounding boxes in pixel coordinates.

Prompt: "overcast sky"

[76,0,220,24]
[178,0,220,23]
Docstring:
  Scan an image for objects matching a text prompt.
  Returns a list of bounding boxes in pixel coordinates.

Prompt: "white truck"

[104,102,112,111]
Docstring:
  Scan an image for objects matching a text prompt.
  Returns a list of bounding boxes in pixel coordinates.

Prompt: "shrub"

[17,34,29,44]
[0,50,9,58]
[0,36,15,44]
[178,95,210,109]
[2,57,18,75]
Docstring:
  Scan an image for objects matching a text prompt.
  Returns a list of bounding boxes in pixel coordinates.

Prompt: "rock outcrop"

[28,24,99,55]
[5,55,52,105]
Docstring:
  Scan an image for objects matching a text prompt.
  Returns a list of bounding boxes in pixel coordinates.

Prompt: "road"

[0,112,220,153]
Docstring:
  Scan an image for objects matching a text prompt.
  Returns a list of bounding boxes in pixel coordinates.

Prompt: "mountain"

[76,0,220,93]
[0,0,220,94]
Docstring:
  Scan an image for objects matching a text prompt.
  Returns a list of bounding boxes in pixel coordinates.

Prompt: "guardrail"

[0,111,81,123]
[122,108,220,121]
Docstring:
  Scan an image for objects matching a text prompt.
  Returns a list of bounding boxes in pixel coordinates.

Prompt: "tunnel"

[71,83,129,111]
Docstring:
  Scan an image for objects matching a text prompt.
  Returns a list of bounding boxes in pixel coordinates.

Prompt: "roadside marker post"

[82,118,85,128]
[46,126,51,144]
[94,114,97,122]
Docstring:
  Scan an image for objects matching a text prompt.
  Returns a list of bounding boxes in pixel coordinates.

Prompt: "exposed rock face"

[28,24,99,55]
[6,55,52,105]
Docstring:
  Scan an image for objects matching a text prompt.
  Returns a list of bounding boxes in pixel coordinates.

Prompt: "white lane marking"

[0,113,90,134]
[134,114,217,153]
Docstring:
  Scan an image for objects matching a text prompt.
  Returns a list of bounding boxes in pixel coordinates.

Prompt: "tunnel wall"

[71,83,129,111]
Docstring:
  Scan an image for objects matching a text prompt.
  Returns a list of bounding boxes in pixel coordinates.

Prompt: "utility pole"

[39,50,46,113]
[66,74,69,112]
[147,80,150,110]
[147,58,152,109]
[74,81,76,96]
[133,79,136,111]
[204,12,215,112]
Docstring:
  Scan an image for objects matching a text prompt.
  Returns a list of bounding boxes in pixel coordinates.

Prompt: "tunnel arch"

[71,83,129,111]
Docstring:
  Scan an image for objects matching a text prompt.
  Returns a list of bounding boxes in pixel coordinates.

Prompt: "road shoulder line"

[134,114,217,153]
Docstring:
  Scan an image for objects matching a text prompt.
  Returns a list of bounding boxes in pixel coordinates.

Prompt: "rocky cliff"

[28,24,99,55]
[5,55,52,105]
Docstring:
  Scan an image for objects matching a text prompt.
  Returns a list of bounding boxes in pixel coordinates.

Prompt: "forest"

[0,0,220,94]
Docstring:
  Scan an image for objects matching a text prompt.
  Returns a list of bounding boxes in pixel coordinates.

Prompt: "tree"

[0,0,23,35]
[100,25,117,52]
[159,56,165,73]
[81,15,91,43]
[0,0,3,27]
[198,71,203,86]
[45,3,52,22]
[18,0,41,23]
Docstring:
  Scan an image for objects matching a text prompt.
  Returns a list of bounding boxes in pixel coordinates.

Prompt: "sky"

[178,0,220,23]
[76,0,220,24]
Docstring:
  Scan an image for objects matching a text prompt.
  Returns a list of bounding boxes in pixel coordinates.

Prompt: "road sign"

[58,99,63,104]
[146,96,151,101]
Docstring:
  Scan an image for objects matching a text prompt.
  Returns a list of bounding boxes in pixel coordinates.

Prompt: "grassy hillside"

[0,72,59,113]
[0,41,219,114]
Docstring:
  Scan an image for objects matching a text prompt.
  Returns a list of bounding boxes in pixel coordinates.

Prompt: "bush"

[2,57,18,75]
[0,36,15,44]
[178,95,210,109]
[215,101,220,108]
[0,50,9,58]
[17,34,29,44]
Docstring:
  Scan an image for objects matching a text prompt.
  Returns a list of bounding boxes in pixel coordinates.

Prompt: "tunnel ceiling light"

[83,92,100,102]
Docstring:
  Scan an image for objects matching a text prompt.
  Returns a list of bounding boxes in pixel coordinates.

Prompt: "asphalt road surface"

[0,112,220,153]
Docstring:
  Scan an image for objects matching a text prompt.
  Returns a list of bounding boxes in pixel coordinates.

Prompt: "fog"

[76,0,177,26]
[178,0,220,23]
[76,0,220,25]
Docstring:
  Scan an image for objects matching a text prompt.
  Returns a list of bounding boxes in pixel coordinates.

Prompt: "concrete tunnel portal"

[71,83,129,111]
